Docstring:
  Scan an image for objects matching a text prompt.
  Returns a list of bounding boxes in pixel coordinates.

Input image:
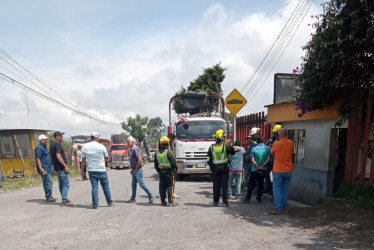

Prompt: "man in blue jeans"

[126,136,153,204]
[228,140,245,199]
[270,128,294,214]
[81,131,113,209]
[50,131,73,207]
[35,134,56,202]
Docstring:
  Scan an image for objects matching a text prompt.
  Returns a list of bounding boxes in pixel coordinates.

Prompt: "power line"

[240,0,307,93]
[243,0,311,100]
[0,49,82,111]
[0,72,120,127]
[239,0,314,115]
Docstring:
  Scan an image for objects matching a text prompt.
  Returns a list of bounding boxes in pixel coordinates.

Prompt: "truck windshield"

[111,145,126,151]
[176,120,225,140]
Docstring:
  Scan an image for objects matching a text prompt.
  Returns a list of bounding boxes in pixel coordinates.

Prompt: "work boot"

[213,202,219,207]
[223,202,229,207]
[161,201,168,207]
[46,197,57,202]
[243,199,251,204]
[126,199,136,204]
[269,210,281,215]
[61,201,73,207]
[148,197,154,204]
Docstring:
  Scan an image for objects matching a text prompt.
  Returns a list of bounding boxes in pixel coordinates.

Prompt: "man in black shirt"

[50,131,73,207]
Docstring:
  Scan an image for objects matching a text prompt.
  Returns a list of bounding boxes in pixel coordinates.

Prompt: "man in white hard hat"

[81,131,114,209]
[35,134,56,202]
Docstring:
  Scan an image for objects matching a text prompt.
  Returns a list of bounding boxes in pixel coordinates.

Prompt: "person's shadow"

[26,199,93,209]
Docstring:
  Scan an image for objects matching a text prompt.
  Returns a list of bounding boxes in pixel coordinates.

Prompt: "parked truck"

[108,133,130,169]
[168,92,228,180]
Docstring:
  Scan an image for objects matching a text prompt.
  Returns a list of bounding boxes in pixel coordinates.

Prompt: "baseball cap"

[53,131,65,137]
[91,131,100,138]
[38,134,48,141]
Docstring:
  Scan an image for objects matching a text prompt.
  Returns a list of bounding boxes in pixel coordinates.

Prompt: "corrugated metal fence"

[236,111,270,147]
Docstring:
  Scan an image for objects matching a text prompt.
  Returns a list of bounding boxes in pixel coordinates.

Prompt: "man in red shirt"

[270,128,294,214]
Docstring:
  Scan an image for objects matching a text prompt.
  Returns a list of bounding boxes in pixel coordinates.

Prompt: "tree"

[187,63,226,94]
[173,63,226,114]
[146,117,165,143]
[121,114,149,144]
[295,0,374,124]
[122,115,165,154]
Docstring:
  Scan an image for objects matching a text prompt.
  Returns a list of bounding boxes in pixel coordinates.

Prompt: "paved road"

[0,163,334,250]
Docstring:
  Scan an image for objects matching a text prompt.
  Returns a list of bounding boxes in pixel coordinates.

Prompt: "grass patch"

[335,182,374,209]
[0,166,81,191]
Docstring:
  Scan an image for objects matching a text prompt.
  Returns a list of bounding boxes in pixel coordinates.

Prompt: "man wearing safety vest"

[154,136,178,207]
[207,129,236,207]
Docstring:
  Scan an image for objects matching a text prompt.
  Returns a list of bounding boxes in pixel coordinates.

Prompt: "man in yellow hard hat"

[154,136,178,207]
[207,129,236,207]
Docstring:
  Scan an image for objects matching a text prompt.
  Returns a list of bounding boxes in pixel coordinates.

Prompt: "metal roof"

[0,128,52,132]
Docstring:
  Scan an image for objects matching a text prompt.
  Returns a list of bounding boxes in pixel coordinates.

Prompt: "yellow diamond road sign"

[225,88,247,115]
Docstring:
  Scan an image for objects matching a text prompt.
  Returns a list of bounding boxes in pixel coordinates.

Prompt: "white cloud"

[0,0,321,138]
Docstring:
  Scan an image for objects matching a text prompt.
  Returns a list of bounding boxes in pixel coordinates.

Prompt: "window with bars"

[288,129,306,167]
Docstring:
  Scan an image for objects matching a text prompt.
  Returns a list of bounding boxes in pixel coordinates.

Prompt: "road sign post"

[225,88,247,142]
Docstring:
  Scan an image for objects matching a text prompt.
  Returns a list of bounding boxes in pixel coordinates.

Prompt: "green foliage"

[146,117,165,143]
[173,63,226,114]
[47,131,72,152]
[122,115,165,150]
[295,0,374,124]
[121,114,149,143]
[187,63,226,94]
[335,182,374,209]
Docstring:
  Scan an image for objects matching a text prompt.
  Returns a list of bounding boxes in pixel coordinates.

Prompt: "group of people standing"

[208,125,294,214]
[35,125,293,213]
[35,131,158,208]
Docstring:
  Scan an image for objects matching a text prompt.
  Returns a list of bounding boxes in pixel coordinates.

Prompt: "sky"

[0,0,325,139]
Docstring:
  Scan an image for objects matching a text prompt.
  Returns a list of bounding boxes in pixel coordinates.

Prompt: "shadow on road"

[183,202,215,208]
[203,185,374,249]
[26,199,60,206]
[72,204,93,209]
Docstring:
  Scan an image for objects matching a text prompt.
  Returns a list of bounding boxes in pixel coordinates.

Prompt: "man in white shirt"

[77,144,88,181]
[81,131,114,209]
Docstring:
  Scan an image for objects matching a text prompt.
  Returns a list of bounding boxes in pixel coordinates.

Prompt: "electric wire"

[0,72,120,126]
[243,0,311,100]
[240,0,307,93]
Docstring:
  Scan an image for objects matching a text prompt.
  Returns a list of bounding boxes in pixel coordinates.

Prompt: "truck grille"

[185,152,208,159]
[111,155,122,161]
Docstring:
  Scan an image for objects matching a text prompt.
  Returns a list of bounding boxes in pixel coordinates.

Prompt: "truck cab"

[169,91,228,180]
[108,143,130,169]
[173,117,227,179]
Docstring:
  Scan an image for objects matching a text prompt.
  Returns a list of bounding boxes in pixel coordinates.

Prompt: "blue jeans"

[57,170,70,202]
[273,172,292,211]
[40,173,53,199]
[131,169,152,200]
[244,165,251,188]
[89,171,113,207]
[228,172,242,196]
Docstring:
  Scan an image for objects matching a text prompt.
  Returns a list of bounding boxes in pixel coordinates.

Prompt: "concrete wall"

[283,119,347,204]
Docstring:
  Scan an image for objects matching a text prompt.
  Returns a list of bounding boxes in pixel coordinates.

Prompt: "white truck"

[168,92,228,180]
